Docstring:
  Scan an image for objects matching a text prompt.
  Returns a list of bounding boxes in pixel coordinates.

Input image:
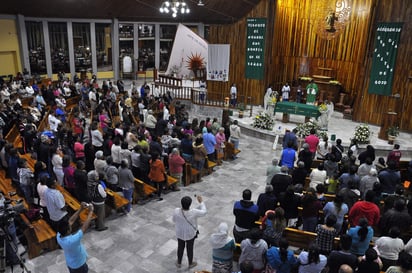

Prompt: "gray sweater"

[118,167,135,190]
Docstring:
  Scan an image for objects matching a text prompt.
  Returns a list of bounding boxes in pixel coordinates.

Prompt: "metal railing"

[154,81,250,111]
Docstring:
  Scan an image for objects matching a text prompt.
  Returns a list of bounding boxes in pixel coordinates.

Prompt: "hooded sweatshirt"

[233,200,259,230]
[348,200,380,226]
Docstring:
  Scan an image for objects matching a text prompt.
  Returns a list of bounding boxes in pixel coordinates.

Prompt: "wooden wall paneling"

[207,0,411,130]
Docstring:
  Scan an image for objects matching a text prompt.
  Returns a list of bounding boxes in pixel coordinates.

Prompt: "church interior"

[0,0,412,272]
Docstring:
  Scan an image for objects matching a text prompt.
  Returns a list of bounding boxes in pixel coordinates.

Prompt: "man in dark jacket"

[271,166,293,199]
[257,185,277,217]
[379,160,401,194]
[233,189,259,243]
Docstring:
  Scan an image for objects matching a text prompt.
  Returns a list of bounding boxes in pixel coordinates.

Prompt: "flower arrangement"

[294,120,320,138]
[353,124,371,143]
[317,130,328,140]
[252,112,275,130]
[268,96,277,105]
[318,103,328,112]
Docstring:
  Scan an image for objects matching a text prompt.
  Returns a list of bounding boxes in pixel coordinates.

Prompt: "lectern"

[378,111,397,140]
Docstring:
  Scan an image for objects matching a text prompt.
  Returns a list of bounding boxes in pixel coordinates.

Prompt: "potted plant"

[237,103,245,118]
[387,126,399,144]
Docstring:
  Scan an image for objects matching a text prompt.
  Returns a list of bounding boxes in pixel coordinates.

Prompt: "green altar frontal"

[274,101,320,118]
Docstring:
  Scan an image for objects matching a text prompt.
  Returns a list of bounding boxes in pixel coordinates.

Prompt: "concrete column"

[42,21,52,77]
[16,14,30,74]
[155,24,160,71]
[90,22,97,75]
[67,21,75,77]
[112,18,119,80]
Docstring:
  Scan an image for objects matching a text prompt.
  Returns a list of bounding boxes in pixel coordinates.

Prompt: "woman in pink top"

[99,108,111,133]
[168,148,185,191]
[215,127,226,163]
[73,136,85,162]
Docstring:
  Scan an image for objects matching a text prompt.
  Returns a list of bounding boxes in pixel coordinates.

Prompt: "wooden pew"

[105,188,129,210]
[55,185,97,223]
[224,141,241,160]
[5,124,22,148]
[204,158,217,175]
[133,178,157,203]
[284,227,317,250]
[19,213,58,259]
[167,175,178,188]
[184,163,200,186]
[0,170,58,260]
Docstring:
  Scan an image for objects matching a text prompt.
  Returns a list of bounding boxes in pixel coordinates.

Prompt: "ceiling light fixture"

[197,0,205,6]
[159,0,190,17]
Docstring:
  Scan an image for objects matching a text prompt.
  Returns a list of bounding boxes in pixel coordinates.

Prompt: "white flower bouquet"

[252,112,275,130]
[353,124,371,143]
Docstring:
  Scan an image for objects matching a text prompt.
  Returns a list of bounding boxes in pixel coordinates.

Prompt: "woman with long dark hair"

[347,217,374,256]
[266,237,298,273]
[301,188,322,232]
[298,242,327,273]
[261,207,287,247]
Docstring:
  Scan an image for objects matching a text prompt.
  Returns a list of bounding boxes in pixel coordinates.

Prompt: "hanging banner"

[368,22,403,95]
[207,44,230,82]
[245,18,266,80]
[167,24,208,78]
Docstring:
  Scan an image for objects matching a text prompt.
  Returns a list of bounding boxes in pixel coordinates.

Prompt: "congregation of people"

[222,127,412,273]
[0,71,244,271]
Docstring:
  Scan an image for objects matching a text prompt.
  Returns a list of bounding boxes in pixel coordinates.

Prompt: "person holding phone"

[172,195,207,269]
[57,202,94,273]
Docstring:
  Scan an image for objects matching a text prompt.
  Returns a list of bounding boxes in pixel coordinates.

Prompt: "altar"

[274,101,320,123]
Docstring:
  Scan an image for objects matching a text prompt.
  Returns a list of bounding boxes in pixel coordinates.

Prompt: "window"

[138,24,155,71]
[159,25,177,72]
[73,23,92,72]
[119,23,134,77]
[96,23,113,72]
[26,21,47,75]
[48,22,69,73]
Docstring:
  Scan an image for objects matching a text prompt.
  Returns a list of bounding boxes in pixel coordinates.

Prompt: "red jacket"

[168,154,185,174]
[348,200,380,227]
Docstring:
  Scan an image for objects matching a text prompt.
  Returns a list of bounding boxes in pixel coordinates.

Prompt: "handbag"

[181,209,199,239]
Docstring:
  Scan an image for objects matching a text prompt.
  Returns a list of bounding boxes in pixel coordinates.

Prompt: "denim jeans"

[193,159,205,171]
[230,138,240,150]
[122,188,134,212]
[69,262,88,273]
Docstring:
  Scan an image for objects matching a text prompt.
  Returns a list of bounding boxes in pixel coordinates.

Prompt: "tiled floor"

[9,79,412,273]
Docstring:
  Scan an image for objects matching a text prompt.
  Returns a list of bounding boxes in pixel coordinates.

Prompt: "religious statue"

[325,11,338,32]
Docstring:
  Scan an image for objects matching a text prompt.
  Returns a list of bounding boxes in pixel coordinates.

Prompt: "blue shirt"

[281,148,296,169]
[347,226,373,255]
[57,230,87,269]
[203,133,216,154]
[266,247,298,273]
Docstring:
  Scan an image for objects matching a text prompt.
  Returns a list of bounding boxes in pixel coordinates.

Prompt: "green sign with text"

[245,18,266,80]
[368,22,403,95]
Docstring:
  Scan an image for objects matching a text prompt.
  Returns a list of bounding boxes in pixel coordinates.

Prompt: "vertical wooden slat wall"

[208,0,412,131]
